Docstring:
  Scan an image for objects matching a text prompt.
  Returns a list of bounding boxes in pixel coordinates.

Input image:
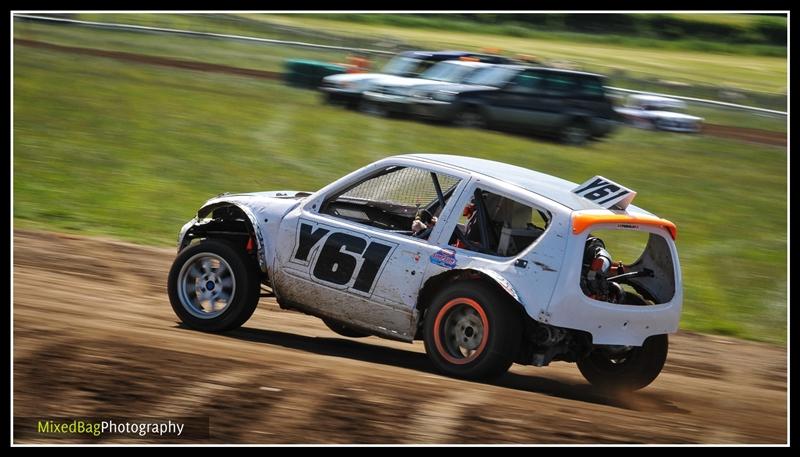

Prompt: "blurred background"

[12,12,787,444]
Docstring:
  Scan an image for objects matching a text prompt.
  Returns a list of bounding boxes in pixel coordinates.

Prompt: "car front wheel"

[453,108,487,129]
[167,239,261,332]
[423,282,522,380]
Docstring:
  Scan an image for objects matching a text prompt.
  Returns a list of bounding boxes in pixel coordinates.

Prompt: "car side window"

[411,60,436,76]
[543,73,579,95]
[320,166,462,239]
[449,188,551,257]
[579,77,606,98]
[508,71,543,93]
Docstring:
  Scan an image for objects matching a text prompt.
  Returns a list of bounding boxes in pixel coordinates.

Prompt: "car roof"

[433,60,491,68]
[399,50,479,59]
[398,50,511,63]
[489,64,605,79]
[399,154,647,213]
[630,94,685,104]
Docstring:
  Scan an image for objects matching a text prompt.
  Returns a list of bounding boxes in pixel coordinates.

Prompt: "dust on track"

[12,230,787,443]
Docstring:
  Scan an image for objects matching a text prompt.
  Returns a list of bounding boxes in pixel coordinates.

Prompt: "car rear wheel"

[577,334,669,392]
[168,239,261,332]
[560,121,590,146]
[423,282,522,380]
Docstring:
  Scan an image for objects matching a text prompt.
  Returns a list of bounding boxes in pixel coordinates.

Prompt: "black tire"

[453,108,487,129]
[167,239,261,332]
[560,120,591,146]
[322,318,370,338]
[344,96,362,110]
[653,119,669,131]
[322,92,336,105]
[577,334,669,392]
[359,99,388,117]
[423,281,522,380]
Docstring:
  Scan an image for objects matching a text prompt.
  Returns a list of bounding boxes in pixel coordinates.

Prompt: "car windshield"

[381,56,423,76]
[420,62,480,83]
[461,66,519,87]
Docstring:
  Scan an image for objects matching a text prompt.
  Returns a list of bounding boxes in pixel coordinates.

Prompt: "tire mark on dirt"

[12,229,788,444]
[407,389,492,443]
[15,38,282,80]
[702,123,786,147]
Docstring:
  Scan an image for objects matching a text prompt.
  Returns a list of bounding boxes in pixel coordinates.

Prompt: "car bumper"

[362,91,415,113]
[546,293,683,346]
[409,99,457,120]
[589,118,620,137]
[320,87,363,103]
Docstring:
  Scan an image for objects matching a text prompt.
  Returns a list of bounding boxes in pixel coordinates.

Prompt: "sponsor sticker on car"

[430,249,457,269]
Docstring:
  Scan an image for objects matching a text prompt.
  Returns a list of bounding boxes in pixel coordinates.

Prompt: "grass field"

[301,13,787,56]
[690,106,787,133]
[13,20,378,74]
[669,13,785,27]
[70,12,787,51]
[13,19,788,132]
[256,15,787,95]
[17,14,787,95]
[13,46,786,344]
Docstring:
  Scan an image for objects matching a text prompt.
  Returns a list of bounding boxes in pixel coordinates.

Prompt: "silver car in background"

[361,60,492,116]
[615,94,703,133]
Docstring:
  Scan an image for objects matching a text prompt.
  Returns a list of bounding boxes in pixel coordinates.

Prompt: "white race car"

[615,94,703,133]
[168,154,682,391]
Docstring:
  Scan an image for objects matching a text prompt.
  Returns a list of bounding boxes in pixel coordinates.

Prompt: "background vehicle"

[168,154,681,391]
[410,65,621,145]
[615,94,704,132]
[320,50,511,108]
[361,60,491,116]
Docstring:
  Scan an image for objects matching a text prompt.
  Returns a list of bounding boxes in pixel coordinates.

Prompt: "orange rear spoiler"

[572,211,677,240]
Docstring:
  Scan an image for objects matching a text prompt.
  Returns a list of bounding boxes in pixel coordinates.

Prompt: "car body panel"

[547,223,683,344]
[362,61,492,114]
[179,191,310,275]
[406,66,620,138]
[177,155,681,346]
[320,50,511,103]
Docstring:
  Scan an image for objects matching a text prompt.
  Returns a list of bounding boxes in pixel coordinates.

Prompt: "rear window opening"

[450,188,550,257]
[580,230,676,305]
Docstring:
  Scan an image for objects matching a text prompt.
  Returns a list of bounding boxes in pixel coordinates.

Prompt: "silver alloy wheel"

[177,253,236,319]
[442,305,485,359]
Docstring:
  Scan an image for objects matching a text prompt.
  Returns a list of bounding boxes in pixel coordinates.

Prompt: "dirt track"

[703,123,786,147]
[12,230,787,444]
